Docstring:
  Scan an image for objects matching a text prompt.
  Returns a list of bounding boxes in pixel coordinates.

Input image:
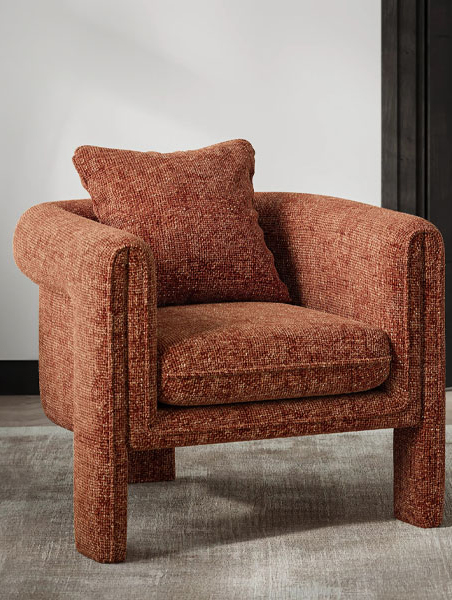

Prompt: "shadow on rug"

[1,426,452,599]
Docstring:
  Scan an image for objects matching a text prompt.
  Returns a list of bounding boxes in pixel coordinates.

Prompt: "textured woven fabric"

[13,193,445,563]
[72,140,290,306]
[157,302,391,406]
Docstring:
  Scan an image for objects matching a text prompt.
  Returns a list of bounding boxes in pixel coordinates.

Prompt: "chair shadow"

[127,469,409,561]
[126,438,452,561]
[440,498,452,527]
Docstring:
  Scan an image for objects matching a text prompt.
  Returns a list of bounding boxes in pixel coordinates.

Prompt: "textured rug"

[1,426,452,600]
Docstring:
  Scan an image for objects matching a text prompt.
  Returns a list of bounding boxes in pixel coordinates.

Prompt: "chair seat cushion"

[157,303,391,406]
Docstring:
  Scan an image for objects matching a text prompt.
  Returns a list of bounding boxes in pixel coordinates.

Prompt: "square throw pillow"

[73,139,290,306]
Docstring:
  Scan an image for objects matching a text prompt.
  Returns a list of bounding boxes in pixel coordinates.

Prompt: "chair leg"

[73,430,128,563]
[393,420,445,528]
[72,444,175,561]
[128,448,176,483]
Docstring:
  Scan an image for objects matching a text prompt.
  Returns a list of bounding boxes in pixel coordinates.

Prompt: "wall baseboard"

[0,361,39,395]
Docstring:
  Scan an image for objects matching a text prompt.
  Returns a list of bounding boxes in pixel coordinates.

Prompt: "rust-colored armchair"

[13,193,445,563]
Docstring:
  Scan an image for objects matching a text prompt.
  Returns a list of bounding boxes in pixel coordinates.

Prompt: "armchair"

[13,192,445,563]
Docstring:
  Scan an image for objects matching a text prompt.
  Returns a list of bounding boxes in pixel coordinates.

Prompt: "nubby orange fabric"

[72,140,290,306]
[157,302,391,406]
[13,192,445,564]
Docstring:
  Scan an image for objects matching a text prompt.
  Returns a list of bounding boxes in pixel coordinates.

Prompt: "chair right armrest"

[13,200,158,440]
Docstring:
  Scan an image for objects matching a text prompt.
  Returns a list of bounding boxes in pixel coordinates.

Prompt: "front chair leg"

[73,444,175,562]
[73,430,128,563]
[393,420,445,528]
[128,448,176,483]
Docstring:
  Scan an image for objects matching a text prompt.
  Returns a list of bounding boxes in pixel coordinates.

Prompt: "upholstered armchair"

[13,192,445,563]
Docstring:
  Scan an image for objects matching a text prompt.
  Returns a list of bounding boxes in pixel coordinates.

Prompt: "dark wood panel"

[382,0,451,385]
[427,1,452,260]
[382,0,399,210]
[382,0,426,216]
[428,2,452,387]
[399,0,425,216]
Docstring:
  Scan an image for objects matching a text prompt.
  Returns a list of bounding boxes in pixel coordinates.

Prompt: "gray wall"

[1,0,381,359]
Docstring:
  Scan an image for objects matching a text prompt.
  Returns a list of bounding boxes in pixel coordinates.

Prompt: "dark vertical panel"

[382,0,426,216]
[382,0,399,210]
[427,1,452,256]
[427,0,452,382]
[398,1,421,215]
[0,361,39,394]
[382,0,450,385]
[416,0,426,218]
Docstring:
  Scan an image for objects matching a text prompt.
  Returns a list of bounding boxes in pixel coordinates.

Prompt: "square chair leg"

[393,420,445,528]
[73,430,128,563]
[128,448,176,483]
[73,444,176,563]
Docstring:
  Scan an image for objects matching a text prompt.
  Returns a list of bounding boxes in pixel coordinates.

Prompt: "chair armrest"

[13,200,152,293]
[255,192,445,414]
[13,200,157,435]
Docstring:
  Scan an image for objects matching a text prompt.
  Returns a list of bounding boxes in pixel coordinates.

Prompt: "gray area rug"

[1,426,452,600]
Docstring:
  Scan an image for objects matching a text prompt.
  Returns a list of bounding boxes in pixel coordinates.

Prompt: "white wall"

[0,0,381,359]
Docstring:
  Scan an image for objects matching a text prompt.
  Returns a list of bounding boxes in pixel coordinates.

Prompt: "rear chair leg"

[128,448,176,483]
[393,420,445,527]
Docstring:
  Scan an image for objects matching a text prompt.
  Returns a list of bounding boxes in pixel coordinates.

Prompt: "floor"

[2,423,452,599]
[2,392,452,427]
[2,394,452,599]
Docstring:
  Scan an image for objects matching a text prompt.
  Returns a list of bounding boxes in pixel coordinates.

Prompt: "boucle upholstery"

[72,140,290,306]
[157,302,391,406]
[13,193,445,564]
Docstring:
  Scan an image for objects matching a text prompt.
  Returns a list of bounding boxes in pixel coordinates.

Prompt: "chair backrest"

[253,192,301,303]
[62,195,299,303]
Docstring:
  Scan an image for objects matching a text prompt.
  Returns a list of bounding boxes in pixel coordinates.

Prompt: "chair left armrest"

[255,192,445,415]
